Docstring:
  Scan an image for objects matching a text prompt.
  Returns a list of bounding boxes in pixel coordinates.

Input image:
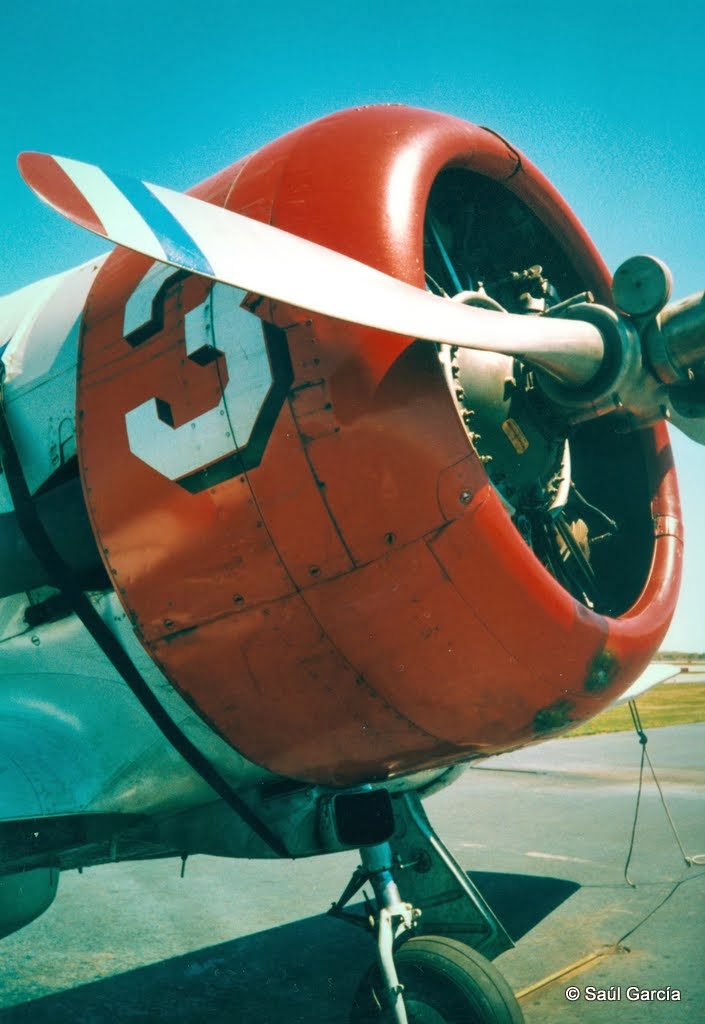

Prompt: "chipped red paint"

[77,106,682,785]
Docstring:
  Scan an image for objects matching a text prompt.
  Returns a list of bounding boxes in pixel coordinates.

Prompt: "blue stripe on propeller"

[107,171,215,278]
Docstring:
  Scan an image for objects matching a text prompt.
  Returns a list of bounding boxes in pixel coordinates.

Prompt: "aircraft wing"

[611,661,680,706]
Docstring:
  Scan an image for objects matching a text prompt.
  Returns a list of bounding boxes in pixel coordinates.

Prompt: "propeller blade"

[18,152,605,387]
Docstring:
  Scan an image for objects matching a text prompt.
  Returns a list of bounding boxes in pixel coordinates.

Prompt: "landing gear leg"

[360,842,421,1024]
[331,841,420,1023]
[331,793,525,1023]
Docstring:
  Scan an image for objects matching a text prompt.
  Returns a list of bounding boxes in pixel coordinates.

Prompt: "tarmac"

[1,722,703,1023]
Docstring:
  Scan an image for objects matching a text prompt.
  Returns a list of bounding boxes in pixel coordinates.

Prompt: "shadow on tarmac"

[0,872,579,1023]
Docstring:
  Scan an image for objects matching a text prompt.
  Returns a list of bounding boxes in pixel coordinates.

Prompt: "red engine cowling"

[76,106,682,785]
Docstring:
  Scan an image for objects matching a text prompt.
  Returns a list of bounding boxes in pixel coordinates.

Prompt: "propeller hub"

[534,302,667,428]
[645,289,705,386]
[612,255,673,319]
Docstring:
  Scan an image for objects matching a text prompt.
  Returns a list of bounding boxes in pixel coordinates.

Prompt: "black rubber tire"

[349,935,524,1024]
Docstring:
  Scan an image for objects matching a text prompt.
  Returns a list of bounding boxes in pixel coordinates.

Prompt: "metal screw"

[459,490,472,505]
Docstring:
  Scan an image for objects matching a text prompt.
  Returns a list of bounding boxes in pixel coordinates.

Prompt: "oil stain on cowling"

[584,649,618,693]
[533,699,575,735]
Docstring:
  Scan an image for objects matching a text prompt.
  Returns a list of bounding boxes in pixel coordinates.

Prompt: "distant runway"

[1,724,704,1023]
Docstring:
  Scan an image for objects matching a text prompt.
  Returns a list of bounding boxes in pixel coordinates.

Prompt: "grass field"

[568,683,705,737]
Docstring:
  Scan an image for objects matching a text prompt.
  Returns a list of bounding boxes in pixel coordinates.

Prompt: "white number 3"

[123,263,291,492]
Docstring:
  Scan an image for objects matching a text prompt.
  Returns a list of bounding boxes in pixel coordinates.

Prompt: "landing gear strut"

[338,841,421,1024]
[330,794,524,1024]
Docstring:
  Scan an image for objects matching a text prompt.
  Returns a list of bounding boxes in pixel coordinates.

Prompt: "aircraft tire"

[349,935,524,1024]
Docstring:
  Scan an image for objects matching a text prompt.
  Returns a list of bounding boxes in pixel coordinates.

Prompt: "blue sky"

[1,0,703,649]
